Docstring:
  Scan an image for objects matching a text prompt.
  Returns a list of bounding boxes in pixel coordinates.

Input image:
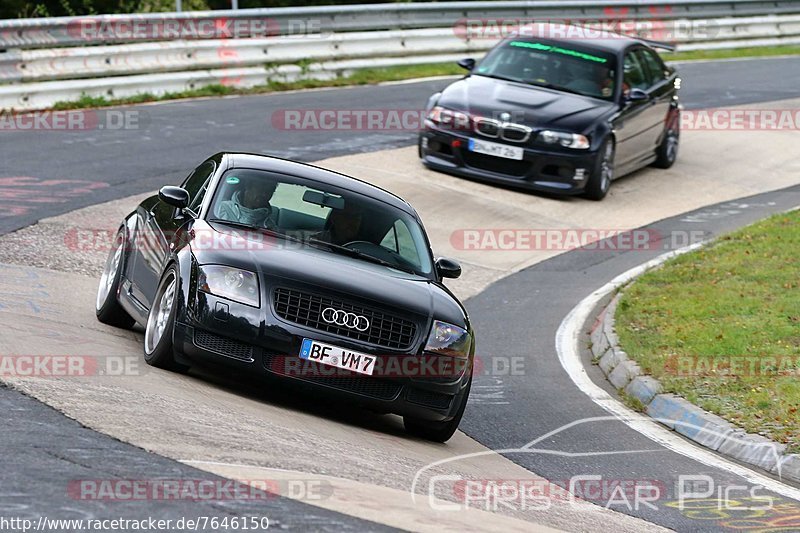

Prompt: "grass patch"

[616,210,800,452]
[663,44,800,62]
[51,63,463,110]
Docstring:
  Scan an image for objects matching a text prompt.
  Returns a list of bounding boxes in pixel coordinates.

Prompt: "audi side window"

[623,52,649,92]
[380,220,422,269]
[182,161,215,204]
[638,49,666,87]
[187,176,212,214]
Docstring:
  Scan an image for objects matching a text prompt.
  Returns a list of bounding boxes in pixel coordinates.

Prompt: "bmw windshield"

[474,38,618,100]
[207,169,434,277]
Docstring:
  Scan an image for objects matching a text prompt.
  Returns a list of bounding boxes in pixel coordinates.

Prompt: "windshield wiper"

[473,72,525,84]
[207,219,302,244]
[306,238,418,275]
[526,81,593,97]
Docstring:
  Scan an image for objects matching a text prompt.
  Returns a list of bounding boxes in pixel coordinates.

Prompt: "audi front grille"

[273,287,417,350]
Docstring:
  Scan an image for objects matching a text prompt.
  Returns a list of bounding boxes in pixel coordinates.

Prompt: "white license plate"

[299,338,377,376]
[468,138,524,160]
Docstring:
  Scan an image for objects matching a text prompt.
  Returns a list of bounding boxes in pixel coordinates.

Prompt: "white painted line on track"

[555,240,800,502]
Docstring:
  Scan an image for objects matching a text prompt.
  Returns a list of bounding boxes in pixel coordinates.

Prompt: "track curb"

[590,286,800,485]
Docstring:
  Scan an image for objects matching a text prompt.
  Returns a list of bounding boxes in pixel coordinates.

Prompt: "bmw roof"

[507,23,666,54]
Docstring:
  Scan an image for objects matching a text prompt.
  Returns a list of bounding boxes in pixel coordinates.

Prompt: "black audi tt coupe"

[96,152,473,441]
[419,24,681,200]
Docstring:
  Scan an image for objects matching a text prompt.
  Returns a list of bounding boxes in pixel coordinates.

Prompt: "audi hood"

[187,221,469,331]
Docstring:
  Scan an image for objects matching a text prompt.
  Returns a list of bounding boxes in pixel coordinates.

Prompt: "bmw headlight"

[427,106,471,131]
[197,265,260,307]
[539,130,590,149]
[424,320,472,358]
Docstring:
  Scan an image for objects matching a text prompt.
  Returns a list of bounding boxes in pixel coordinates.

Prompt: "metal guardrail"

[1,1,799,110]
[2,1,800,49]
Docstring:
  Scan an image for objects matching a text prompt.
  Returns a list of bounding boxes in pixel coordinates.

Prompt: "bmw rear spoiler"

[636,37,677,52]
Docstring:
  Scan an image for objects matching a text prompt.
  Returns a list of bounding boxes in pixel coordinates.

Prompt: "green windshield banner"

[509,41,608,63]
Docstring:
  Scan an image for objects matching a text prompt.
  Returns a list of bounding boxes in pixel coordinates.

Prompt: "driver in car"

[216,178,278,229]
[317,206,363,245]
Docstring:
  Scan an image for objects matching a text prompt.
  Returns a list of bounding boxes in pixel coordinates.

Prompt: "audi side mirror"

[158,186,190,209]
[435,257,462,279]
[457,58,476,71]
[626,88,649,103]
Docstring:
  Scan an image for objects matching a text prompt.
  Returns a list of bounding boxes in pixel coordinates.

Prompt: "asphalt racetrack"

[1,56,799,532]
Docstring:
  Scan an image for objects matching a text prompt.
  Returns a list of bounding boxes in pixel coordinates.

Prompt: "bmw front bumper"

[419,126,600,195]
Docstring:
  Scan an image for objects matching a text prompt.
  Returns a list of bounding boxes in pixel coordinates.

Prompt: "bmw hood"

[436,74,615,132]
[189,222,469,329]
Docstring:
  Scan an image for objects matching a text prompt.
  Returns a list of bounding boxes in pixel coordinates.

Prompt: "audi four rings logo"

[321,307,370,331]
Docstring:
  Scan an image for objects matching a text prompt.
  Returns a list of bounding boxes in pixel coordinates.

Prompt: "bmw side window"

[638,49,666,88]
[623,52,648,93]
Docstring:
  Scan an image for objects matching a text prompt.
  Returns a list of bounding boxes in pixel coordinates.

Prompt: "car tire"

[95,228,135,329]
[585,140,614,201]
[143,264,189,372]
[403,378,471,443]
[653,110,680,169]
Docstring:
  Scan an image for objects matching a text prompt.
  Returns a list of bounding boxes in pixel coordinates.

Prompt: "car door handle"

[147,208,156,218]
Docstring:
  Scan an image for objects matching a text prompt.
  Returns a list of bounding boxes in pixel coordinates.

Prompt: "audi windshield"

[207,168,435,277]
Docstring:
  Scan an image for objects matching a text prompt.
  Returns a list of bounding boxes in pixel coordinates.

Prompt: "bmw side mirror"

[626,88,649,103]
[457,58,475,71]
[158,186,190,210]
[435,257,462,279]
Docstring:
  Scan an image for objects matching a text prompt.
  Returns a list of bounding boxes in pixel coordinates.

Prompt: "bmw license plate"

[300,338,377,376]
[468,138,524,160]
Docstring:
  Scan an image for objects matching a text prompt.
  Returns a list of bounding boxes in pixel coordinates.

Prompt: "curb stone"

[589,294,800,485]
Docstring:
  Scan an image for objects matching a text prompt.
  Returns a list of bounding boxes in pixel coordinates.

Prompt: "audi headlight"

[539,130,590,149]
[197,265,260,307]
[427,106,471,130]
[424,320,472,358]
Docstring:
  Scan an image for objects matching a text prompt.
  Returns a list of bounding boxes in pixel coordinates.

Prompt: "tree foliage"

[1,0,426,19]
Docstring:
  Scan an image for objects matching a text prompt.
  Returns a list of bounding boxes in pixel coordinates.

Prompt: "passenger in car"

[317,206,364,245]
[216,178,279,229]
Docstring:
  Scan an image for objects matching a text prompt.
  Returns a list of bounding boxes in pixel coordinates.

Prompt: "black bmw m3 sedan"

[420,24,681,200]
